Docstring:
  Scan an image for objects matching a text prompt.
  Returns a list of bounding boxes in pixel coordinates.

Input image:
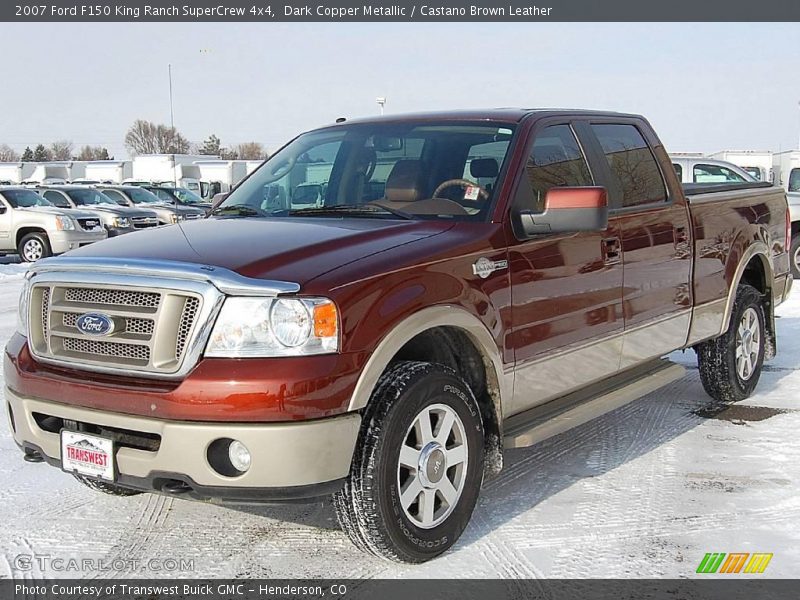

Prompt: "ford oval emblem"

[76,313,115,336]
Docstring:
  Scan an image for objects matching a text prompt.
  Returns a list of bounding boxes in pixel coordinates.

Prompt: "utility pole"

[376,97,386,116]
[168,63,175,130]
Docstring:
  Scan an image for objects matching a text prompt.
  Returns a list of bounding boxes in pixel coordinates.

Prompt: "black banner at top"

[4,0,800,22]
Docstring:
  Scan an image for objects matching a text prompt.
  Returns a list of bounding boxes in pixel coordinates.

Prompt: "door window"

[517,124,593,213]
[591,124,667,207]
[43,191,70,208]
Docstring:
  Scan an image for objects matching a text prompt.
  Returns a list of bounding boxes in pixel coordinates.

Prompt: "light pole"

[168,63,175,130]
[376,97,386,116]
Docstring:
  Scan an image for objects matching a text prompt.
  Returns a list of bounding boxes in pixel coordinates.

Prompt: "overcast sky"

[1,22,798,158]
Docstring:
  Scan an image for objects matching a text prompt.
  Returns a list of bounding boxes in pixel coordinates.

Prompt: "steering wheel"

[433,179,490,202]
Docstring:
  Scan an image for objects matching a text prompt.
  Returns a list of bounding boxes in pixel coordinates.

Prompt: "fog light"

[228,440,251,473]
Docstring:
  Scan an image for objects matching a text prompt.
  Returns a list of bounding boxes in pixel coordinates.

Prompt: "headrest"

[470,158,499,179]
[385,160,425,203]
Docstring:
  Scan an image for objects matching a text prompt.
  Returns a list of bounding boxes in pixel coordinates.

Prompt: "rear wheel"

[18,233,51,262]
[696,284,766,402]
[72,474,143,497]
[790,234,800,278]
[333,361,484,563]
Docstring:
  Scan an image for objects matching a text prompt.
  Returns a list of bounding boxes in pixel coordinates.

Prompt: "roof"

[324,108,642,127]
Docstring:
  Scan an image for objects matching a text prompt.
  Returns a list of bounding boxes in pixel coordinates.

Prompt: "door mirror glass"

[518,187,608,235]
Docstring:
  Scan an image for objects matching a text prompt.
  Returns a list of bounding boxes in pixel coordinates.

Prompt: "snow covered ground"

[1,267,799,579]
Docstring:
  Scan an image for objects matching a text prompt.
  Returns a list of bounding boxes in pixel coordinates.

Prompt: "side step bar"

[503,359,686,449]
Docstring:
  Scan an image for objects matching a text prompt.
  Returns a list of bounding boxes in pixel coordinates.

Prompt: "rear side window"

[693,164,747,183]
[518,124,593,213]
[591,124,667,207]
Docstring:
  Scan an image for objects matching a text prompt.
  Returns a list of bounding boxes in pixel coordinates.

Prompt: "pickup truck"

[4,110,791,563]
[0,186,107,262]
[37,185,160,236]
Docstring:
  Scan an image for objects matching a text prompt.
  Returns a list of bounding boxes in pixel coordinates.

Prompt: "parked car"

[143,185,213,213]
[670,156,757,184]
[5,110,791,563]
[96,185,205,225]
[37,185,159,236]
[0,186,107,261]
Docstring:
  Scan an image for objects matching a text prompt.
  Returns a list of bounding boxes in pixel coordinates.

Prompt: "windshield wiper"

[289,204,415,220]
[210,205,267,218]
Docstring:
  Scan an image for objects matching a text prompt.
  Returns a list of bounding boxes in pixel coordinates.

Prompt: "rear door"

[584,121,692,367]
[0,195,12,247]
[507,121,624,415]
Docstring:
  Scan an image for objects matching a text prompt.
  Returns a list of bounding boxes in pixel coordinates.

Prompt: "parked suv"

[0,186,107,261]
[37,185,159,236]
[144,185,213,214]
[97,185,205,225]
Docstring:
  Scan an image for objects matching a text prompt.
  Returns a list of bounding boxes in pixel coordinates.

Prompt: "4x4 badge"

[472,257,509,279]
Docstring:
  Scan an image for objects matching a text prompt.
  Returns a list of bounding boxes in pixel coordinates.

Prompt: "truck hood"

[22,206,103,220]
[86,204,157,219]
[67,217,453,287]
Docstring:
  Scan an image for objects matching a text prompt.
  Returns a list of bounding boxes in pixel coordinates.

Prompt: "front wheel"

[333,361,484,563]
[18,232,51,262]
[696,284,766,402]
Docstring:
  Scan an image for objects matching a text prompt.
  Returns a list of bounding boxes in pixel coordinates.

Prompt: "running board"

[503,359,686,449]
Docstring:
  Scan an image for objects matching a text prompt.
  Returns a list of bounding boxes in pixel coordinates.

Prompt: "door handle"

[602,237,621,264]
[674,226,689,246]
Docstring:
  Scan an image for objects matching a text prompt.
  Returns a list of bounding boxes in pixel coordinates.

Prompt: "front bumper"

[105,226,137,238]
[6,389,360,502]
[48,229,107,254]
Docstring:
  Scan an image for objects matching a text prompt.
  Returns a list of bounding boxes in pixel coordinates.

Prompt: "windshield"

[216,121,516,221]
[172,188,205,204]
[1,189,52,208]
[66,189,116,206]
[127,187,164,204]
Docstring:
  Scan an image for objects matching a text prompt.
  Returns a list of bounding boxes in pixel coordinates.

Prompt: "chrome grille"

[64,287,160,308]
[131,217,158,229]
[63,338,151,363]
[176,297,200,358]
[29,283,203,375]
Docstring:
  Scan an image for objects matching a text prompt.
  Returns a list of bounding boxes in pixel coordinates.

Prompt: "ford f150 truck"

[0,186,108,261]
[4,110,791,563]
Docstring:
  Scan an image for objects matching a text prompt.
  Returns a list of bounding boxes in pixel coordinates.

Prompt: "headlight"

[205,297,339,357]
[55,215,75,231]
[112,217,131,228]
[16,277,31,336]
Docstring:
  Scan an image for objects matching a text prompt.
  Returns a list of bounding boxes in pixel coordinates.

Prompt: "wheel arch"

[721,241,776,359]
[347,305,509,478]
[15,226,48,248]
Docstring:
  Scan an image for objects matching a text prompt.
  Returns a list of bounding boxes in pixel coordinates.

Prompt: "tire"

[333,361,484,563]
[72,474,143,497]
[696,284,766,402]
[790,234,800,279]
[18,232,51,263]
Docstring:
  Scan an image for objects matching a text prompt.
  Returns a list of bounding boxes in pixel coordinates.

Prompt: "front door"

[508,123,624,415]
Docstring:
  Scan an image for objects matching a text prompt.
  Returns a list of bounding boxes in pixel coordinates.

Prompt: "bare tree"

[234,142,268,160]
[76,145,112,161]
[124,120,191,155]
[0,144,20,162]
[50,140,74,161]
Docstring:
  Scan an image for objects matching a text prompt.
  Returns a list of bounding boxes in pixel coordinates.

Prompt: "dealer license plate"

[60,430,115,481]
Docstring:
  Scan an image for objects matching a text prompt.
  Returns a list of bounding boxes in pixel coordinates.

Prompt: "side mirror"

[518,187,608,235]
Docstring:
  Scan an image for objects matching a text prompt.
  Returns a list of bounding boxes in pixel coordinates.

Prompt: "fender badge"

[472,257,508,279]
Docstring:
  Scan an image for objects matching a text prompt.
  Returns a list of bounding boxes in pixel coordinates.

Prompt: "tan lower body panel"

[505,362,685,449]
[6,388,360,488]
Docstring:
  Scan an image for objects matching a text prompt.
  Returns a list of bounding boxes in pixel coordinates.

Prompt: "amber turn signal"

[313,301,338,338]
